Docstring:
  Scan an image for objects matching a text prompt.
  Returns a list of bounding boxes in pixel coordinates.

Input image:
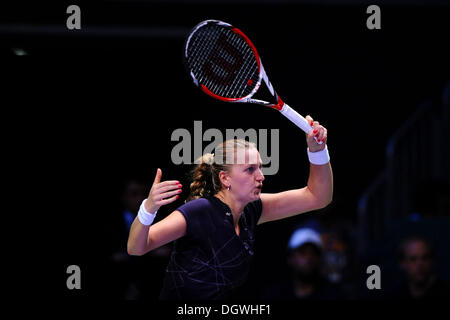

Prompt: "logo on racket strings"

[202,33,244,86]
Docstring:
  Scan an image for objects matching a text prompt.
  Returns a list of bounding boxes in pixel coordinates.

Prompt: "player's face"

[228,148,264,203]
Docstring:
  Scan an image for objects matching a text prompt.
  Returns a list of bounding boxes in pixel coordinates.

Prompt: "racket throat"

[273,95,285,110]
[264,95,284,110]
[258,64,284,110]
[257,75,284,110]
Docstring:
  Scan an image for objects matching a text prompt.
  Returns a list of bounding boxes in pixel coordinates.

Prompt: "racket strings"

[186,24,259,99]
[189,29,226,92]
[227,38,258,98]
[192,28,241,93]
[225,36,253,97]
[215,30,258,98]
[209,30,245,97]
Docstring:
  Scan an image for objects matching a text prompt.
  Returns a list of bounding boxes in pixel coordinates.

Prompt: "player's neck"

[215,191,244,225]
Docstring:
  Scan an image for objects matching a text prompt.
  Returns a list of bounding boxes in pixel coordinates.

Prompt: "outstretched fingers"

[155,194,180,206]
[145,168,183,213]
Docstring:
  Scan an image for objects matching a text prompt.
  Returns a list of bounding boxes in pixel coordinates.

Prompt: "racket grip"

[280,103,323,144]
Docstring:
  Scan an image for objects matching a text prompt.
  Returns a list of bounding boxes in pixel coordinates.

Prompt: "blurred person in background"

[389,235,450,300]
[106,178,171,299]
[262,226,344,300]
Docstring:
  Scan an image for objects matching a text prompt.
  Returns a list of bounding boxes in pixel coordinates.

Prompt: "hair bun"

[203,153,215,165]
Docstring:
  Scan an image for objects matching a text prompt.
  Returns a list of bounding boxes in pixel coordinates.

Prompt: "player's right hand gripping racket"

[184,19,320,142]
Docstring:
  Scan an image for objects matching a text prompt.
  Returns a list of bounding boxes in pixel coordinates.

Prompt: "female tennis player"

[127,115,333,300]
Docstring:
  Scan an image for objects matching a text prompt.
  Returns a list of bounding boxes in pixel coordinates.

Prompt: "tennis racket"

[184,19,320,142]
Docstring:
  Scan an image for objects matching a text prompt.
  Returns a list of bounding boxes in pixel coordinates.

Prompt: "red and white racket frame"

[186,20,318,139]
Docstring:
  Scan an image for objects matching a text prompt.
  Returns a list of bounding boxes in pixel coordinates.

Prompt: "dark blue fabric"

[159,196,263,300]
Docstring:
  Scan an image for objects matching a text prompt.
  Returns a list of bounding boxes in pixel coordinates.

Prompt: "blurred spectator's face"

[289,243,322,276]
[400,240,433,285]
[123,181,148,213]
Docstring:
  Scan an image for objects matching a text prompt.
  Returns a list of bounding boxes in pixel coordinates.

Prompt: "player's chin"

[251,189,262,199]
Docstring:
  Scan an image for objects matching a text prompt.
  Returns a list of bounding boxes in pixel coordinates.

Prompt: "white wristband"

[137,199,157,226]
[307,145,330,165]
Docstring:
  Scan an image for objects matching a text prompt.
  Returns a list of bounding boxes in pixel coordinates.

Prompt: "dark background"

[2,0,449,304]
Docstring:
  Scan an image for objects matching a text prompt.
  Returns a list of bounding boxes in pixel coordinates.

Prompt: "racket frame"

[185,19,317,138]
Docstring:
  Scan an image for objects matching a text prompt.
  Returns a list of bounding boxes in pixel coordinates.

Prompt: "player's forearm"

[127,218,151,256]
[307,162,333,208]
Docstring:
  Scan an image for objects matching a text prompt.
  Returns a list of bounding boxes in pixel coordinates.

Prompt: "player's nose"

[256,168,265,182]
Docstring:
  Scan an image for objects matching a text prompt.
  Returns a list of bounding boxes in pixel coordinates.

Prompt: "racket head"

[184,20,262,102]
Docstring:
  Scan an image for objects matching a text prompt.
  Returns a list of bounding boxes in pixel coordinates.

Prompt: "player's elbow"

[127,247,144,256]
[315,195,332,210]
[127,243,145,256]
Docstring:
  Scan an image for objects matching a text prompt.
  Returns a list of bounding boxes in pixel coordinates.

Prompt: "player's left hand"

[305,115,327,152]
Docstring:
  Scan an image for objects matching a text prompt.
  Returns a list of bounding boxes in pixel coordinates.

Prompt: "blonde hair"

[186,139,257,202]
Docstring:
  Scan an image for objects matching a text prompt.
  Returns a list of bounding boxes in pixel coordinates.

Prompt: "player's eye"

[247,165,263,173]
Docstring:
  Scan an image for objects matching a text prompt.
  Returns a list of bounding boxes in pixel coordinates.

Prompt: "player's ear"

[218,170,231,189]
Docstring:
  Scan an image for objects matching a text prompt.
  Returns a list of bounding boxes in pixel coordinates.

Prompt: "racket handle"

[280,103,323,144]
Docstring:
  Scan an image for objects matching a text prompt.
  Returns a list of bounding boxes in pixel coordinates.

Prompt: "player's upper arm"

[147,210,187,252]
[258,188,323,225]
